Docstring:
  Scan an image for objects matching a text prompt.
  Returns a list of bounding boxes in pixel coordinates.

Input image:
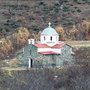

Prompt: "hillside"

[0,1,90,89]
[0,0,90,60]
[0,0,90,39]
[0,46,90,90]
[0,65,90,90]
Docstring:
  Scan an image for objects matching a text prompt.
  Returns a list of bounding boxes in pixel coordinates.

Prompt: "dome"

[41,23,58,35]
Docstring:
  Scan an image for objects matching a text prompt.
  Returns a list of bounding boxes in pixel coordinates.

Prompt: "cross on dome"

[41,22,58,35]
[41,22,59,45]
[48,22,51,27]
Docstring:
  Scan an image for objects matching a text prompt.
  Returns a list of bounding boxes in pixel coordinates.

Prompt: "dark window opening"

[50,36,52,41]
[31,59,33,67]
[44,36,45,40]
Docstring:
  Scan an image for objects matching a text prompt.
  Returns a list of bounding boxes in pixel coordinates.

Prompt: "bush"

[77,9,81,13]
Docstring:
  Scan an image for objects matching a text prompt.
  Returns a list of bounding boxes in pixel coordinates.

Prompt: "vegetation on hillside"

[0,46,89,90]
[0,0,90,39]
[75,47,90,65]
[0,0,90,60]
[0,65,89,90]
[0,1,90,89]
[0,27,29,60]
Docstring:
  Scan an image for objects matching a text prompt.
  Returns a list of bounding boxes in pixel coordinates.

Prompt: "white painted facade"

[28,39,35,44]
[40,35,59,44]
[38,48,61,54]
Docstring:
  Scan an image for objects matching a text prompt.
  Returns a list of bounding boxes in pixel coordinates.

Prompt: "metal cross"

[48,22,51,27]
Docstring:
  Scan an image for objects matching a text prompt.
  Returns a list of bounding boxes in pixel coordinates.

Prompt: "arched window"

[50,36,52,41]
[44,36,45,40]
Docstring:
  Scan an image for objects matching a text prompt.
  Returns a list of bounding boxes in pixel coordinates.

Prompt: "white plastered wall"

[38,48,61,54]
[40,35,59,44]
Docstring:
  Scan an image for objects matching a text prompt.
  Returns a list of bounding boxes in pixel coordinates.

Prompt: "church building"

[21,23,75,68]
[34,22,64,54]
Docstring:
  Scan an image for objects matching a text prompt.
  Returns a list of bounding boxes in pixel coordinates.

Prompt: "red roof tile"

[52,43,64,48]
[34,42,65,48]
[34,43,50,48]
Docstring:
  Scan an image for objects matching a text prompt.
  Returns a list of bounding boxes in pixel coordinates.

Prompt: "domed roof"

[41,22,58,35]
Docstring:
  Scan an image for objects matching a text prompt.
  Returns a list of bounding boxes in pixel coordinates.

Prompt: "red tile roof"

[34,43,49,48]
[34,42,65,48]
[52,43,64,48]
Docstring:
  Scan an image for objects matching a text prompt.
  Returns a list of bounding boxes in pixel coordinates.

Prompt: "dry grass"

[65,41,90,47]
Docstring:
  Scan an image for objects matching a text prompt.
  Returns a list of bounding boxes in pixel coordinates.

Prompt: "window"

[50,36,52,41]
[44,36,45,40]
